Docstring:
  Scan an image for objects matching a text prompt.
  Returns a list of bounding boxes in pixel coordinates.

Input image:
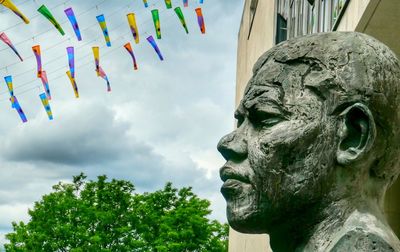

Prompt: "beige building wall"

[335,0,370,31]
[235,0,276,106]
[232,0,400,251]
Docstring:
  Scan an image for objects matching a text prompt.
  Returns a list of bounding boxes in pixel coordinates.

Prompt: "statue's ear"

[336,103,376,165]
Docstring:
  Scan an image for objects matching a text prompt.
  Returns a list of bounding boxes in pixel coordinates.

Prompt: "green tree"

[4,174,228,252]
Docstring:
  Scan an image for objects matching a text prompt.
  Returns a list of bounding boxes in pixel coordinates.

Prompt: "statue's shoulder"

[330,228,396,252]
[325,211,400,252]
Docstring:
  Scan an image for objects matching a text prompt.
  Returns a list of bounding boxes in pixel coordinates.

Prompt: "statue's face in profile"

[218,58,338,233]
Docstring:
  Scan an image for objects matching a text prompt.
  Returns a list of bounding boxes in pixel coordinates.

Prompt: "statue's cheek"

[253,121,323,173]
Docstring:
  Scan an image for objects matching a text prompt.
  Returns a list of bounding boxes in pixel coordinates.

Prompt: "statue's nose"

[217,129,248,161]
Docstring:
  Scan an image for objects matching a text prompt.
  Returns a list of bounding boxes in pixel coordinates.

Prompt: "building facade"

[232,0,400,251]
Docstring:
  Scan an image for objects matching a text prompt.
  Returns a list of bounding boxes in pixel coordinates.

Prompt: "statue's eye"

[259,117,282,127]
[251,110,283,128]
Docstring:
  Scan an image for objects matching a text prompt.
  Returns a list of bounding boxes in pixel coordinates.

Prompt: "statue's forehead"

[247,55,341,100]
[242,84,283,111]
[240,59,329,117]
[243,60,307,106]
[253,59,286,83]
[252,58,312,87]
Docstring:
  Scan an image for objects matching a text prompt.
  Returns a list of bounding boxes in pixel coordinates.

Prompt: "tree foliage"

[5,174,228,252]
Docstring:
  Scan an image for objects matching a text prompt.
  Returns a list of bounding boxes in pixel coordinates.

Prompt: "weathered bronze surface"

[218,32,400,251]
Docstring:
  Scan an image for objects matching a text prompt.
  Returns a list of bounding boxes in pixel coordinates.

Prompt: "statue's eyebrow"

[244,96,281,111]
[244,97,292,119]
[234,105,246,119]
[243,84,283,104]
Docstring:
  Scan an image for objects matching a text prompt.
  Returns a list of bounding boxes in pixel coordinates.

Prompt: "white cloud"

[190,148,224,179]
[0,203,31,230]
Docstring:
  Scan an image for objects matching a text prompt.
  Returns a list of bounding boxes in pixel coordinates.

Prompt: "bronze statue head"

[218,32,400,251]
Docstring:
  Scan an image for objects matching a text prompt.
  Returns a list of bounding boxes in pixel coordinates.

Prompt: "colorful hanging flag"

[143,0,148,8]
[4,75,15,108]
[164,0,172,9]
[12,95,27,123]
[37,5,65,35]
[4,75,14,98]
[151,9,161,39]
[0,32,23,61]
[174,7,189,34]
[147,35,163,61]
[127,13,139,44]
[32,45,42,78]
[96,14,111,47]
[92,46,100,76]
[40,70,51,100]
[64,7,82,41]
[0,0,29,24]
[92,47,111,91]
[124,43,138,70]
[67,47,75,79]
[4,76,27,122]
[98,66,111,92]
[39,93,53,120]
[183,0,188,7]
[195,8,206,34]
[66,70,79,98]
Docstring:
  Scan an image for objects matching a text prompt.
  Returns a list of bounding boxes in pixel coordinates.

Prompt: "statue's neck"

[268,196,387,252]
[299,199,356,251]
[268,198,355,252]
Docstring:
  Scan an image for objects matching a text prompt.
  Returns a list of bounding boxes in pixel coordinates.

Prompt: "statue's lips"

[220,165,250,183]
[221,179,251,198]
[220,166,251,197]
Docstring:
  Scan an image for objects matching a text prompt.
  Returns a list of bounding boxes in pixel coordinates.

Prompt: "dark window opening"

[276,13,287,44]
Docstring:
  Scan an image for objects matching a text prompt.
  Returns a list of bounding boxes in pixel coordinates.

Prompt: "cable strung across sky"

[0,0,166,89]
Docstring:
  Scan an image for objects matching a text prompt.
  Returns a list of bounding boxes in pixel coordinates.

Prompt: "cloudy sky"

[0,0,243,247]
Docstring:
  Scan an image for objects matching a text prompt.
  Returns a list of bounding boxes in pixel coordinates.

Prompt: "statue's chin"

[226,200,270,234]
[227,213,269,234]
[222,184,280,233]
